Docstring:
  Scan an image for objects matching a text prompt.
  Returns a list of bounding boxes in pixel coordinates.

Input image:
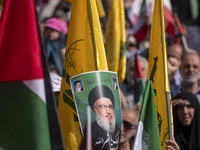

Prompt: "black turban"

[88,85,114,109]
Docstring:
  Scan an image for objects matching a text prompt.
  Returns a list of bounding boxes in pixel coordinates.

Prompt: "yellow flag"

[58,0,108,149]
[105,0,126,84]
[65,0,105,18]
[96,0,105,18]
[147,0,173,149]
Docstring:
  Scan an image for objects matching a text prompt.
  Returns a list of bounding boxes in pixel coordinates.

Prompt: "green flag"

[133,79,161,150]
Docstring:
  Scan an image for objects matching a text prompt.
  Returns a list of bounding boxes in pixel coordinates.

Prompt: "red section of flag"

[0,0,43,81]
[134,23,148,43]
[164,6,175,37]
[135,53,144,79]
[174,14,184,34]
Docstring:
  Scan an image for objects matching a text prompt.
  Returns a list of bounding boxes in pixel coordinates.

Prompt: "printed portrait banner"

[70,71,122,150]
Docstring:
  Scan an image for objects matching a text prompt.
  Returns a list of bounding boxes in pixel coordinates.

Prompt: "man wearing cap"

[88,85,121,150]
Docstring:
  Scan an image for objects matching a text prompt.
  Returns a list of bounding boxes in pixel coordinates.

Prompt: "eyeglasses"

[123,121,137,130]
[94,104,114,110]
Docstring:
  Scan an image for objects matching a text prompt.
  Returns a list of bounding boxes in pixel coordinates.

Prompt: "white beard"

[96,111,116,133]
[183,72,200,85]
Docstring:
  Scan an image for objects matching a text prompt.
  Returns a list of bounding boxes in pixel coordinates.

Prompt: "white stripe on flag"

[133,121,147,150]
[23,79,46,103]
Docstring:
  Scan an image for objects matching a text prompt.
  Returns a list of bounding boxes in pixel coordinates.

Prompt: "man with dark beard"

[179,50,200,104]
[88,85,121,150]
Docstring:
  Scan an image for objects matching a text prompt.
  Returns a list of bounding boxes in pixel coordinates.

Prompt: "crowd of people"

[38,0,200,149]
[1,0,200,149]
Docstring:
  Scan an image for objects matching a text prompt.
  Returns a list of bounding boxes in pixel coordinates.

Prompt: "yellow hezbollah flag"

[65,0,105,18]
[105,0,126,84]
[58,0,108,149]
[96,0,105,18]
[147,0,173,149]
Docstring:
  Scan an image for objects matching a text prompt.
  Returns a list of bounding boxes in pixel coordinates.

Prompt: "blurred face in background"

[127,58,147,86]
[127,60,136,86]
[124,0,133,9]
[180,53,200,84]
[120,109,138,143]
[49,29,61,41]
[126,35,137,53]
[167,44,182,78]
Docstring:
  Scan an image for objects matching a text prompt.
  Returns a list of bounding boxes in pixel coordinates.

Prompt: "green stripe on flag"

[0,82,51,150]
[133,79,161,150]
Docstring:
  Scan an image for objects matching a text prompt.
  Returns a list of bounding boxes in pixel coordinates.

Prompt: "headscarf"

[172,91,200,150]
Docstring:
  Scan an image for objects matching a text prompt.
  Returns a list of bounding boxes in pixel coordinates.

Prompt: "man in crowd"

[167,43,183,98]
[120,55,148,109]
[119,109,138,150]
[88,85,121,150]
[179,50,200,104]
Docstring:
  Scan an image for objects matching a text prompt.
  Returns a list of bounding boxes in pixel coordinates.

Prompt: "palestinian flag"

[0,0,64,149]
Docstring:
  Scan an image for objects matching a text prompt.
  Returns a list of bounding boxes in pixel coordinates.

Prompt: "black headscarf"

[172,91,200,150]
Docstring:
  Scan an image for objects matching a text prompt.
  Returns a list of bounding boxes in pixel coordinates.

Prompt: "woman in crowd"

[172,91,200,150]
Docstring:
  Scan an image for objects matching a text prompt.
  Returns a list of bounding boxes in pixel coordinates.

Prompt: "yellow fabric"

[105,0,126,84]
[147,0,173,149]
[58,0,108,149]
[65,0,105,18]
[96,0,105,18]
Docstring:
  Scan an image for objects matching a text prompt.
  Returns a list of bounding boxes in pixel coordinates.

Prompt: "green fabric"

[190,0,198,20]
[140,79,161,150]
[0,82,51,150]
[137,79,146,104]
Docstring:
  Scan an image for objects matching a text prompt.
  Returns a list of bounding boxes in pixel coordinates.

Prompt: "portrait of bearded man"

[88,85,121,150]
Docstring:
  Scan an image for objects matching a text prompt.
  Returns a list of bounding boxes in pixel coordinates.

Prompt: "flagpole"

[159,0,173,141]
[87,0,99,70]
[166,92,173,140]
[174,13,188,50]
[87,106,91,150]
